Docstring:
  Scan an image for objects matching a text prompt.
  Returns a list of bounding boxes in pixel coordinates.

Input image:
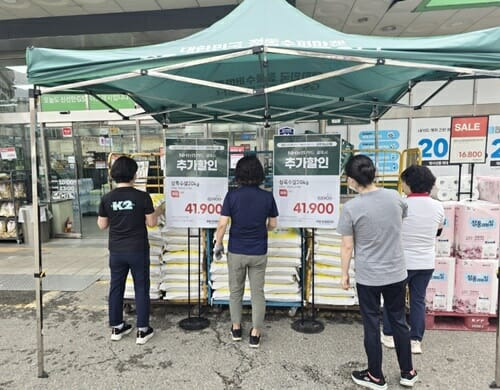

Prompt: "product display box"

[477,176,500,204]
[454,201,500,259]
[453,259,499,315]
[436,201,457,257]
[426,257,456,312]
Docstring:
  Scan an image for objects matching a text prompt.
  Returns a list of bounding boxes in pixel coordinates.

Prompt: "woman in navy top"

[214,155,278,348]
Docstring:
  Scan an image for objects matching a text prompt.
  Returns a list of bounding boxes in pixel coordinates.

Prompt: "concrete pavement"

[0,240,498,389]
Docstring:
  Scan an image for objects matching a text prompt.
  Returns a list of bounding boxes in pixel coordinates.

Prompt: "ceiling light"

[381,25,397,31]
[357,17,369,23]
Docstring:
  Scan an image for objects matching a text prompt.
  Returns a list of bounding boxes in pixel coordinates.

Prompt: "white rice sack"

[267,247,301,257]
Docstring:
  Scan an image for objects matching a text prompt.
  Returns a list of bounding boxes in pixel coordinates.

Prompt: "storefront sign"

[165,138,228,228]
[273,134,341,228]
[62,127,72,137]
[99,137,113,147]
[449,116,488,164]
[349,120,408,177]
[229,146,245,169]
[0,147,16,160]
[278,126,295,135]
[41,94,135,112]
[411,117,451,166]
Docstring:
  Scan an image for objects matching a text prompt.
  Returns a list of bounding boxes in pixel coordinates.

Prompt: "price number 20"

[418,138,449,159]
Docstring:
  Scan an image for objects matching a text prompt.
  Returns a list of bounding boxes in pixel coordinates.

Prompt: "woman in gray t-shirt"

[337,155,417,390]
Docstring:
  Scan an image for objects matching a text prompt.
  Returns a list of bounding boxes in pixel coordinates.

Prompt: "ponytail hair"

[344,155,376,187]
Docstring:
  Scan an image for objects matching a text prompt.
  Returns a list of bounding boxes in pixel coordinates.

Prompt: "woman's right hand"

[341,273,350,290]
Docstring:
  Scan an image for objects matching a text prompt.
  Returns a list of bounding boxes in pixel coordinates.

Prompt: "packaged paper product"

[432,176,478,201]
[455,201,499,259]
[425,257,455,312]
[453,259,498,314]
[436,201,457,257]
[476,176,500,204]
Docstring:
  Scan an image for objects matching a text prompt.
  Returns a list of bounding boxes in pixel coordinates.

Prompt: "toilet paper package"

[477,176,500,204]
[455,201,500,259]
[425,257,455,312]
[436,201,457,257]
[453,259,498,314]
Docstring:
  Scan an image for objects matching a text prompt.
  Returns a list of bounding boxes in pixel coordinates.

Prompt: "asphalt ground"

[0,280,497,390]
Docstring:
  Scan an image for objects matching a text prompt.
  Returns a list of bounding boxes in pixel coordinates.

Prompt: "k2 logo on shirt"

[112,200,134,211]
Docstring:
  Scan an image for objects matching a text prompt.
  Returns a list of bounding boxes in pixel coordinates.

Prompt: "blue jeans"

[109,249,150,328]
[357,280,413,379]
[383,269,434,341]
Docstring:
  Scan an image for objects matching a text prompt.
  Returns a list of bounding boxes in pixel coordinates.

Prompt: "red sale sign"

[62,127,72,137]
[449,116,488,164]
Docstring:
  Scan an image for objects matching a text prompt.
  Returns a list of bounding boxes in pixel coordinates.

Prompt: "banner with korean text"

[165,138,228,228]
[273,134,341,228]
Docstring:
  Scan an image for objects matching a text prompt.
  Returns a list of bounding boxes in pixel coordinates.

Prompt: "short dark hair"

[344,154,376,187]
[235,155,264,186]
[111,156,138,183]
[401,165,436,193]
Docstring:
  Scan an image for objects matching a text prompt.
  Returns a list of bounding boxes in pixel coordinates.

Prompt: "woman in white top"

[382,165,444,354]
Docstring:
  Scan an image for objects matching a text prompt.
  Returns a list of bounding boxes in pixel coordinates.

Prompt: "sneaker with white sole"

[400,370,418,387]
[136,327,154,345]
[380,331,395,349]
[110,323,132,341]
[351,369,387,390]
[230,326,242,341]
[411,340,422,354]
[249,328,260,348]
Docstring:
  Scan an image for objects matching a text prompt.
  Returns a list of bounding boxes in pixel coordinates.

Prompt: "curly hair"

[344,154,376,187]
[401,165,436,193]
[234,155,264,186]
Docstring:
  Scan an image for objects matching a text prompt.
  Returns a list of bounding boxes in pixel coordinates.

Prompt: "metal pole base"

[38,371,49,379]
[179,317,210,331]
[490,382,500,389]
[291,318,324,334]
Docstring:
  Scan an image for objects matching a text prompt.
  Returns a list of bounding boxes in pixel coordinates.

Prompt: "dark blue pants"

[383,269,434,341]
[109,249,150,328]
[357,280,413,379]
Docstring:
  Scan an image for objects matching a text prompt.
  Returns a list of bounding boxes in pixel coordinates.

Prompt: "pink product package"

[477,176,500,204]
[425,257,455,312]
[436,201,457,257]
[453,259,498,314]
[455,201,500,259]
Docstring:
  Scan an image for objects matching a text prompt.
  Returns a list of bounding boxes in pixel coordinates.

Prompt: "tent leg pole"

[30,89,47,378]
[319,119,326,134]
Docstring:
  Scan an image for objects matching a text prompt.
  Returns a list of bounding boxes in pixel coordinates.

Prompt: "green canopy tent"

[27,0,500,125]
[25,0,500,378]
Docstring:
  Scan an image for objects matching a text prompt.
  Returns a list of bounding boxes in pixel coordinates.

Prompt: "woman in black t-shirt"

[98,156,164,345]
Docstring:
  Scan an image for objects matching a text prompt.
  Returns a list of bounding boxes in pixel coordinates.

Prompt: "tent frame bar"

[266,47,500,77]
[40,48,256,95]
[263,63,374,94]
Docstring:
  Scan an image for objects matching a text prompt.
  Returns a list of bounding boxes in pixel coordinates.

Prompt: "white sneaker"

[411,340,422,354]
[380,331,395,348]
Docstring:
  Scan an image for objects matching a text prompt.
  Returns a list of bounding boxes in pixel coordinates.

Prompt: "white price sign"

[449,116,488,164]
[273,134,341,228]
[165,138,228,228]
[411,117,451,166]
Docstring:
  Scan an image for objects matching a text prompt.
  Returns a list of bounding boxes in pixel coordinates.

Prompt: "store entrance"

[47,132,83,238]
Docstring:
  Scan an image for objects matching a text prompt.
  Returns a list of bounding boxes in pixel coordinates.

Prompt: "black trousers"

[356,280,413,379]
